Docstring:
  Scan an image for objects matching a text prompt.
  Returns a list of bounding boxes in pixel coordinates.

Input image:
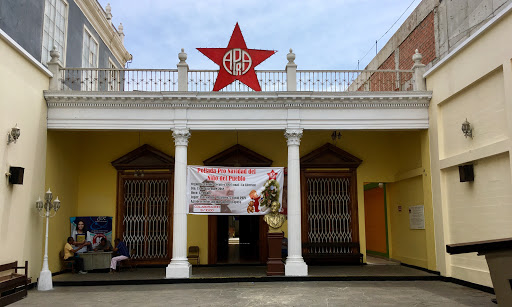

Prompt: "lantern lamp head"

[462,119,473,138]
[7,124,20,144]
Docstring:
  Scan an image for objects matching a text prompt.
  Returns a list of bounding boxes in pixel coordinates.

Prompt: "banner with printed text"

[187,166,284,215]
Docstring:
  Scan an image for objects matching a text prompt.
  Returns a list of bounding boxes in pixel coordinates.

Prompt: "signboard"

[70,216,113,252]
[187,166,284,215]
[408,205,425,230]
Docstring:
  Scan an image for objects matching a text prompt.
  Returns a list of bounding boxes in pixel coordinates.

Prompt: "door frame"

[116,171,174,265]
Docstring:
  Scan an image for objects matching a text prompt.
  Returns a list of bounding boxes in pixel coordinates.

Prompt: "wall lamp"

[461,119,472,138]
[331,131,341,142]
[7,124,20,144]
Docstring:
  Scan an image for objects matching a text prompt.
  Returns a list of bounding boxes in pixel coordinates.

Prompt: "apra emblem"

[223,48,252,76]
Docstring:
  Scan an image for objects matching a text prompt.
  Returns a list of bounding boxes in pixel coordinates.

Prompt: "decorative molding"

[203,144,272,167]
[44,91,431,109]
[285,129,303,146]
[111,144,174,170]
[439,139,509,170]
[73,0,131,66]
[172,128,190,146]
[300,143,362,169]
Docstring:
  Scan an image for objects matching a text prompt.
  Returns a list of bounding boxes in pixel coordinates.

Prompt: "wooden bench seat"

[303,242,363,265]
[0,261,29,306]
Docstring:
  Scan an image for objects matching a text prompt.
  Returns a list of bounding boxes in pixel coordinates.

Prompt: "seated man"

[110,238,130,272]
[94,238,113,252]
[63,237,87,274]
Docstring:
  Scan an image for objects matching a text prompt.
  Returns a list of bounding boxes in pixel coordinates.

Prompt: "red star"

[197,23,276,91]
[267,170,278,180]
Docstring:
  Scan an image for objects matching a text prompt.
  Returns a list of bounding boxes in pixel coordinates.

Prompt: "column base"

[285,257,308,276]
[166,259,192,279]
[37,269,53,291]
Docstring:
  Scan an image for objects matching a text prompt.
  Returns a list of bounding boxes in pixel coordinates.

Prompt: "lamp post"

[36,188,61,291]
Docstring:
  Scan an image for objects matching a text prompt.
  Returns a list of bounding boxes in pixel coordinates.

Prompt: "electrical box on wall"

[458,164,474,182]
[8,167,24,185]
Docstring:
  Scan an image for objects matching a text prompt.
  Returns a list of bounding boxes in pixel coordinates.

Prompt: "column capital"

[285,129,303,146]
[172,128,190,146]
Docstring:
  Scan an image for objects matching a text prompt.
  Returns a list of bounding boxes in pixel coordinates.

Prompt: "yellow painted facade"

[0,38,49,280]
[426,8,512,287]
[44,129,434,271]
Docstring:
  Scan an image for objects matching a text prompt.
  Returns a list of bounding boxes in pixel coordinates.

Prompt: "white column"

[166,128,192,278]
[286,49,297,91]
[177,49,189,91]
[284,129,308,276]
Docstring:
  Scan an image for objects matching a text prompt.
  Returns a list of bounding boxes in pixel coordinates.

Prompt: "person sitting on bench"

[110,238,130,272]
[63,237,87,274]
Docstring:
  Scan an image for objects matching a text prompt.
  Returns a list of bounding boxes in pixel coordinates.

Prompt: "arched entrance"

[111,144,174,265]
[205,144,273,264]
[300,143,363,264]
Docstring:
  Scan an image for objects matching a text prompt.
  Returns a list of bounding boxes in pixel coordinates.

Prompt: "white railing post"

[412,49,426,91]
[178,48,189,91]
[286,49,297,91]
[47,46,63,91]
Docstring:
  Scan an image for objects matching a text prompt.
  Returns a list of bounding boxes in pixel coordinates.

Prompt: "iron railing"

[58,68,414,92]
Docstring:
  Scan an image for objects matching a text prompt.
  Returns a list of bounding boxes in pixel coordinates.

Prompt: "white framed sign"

[409,205,425,230]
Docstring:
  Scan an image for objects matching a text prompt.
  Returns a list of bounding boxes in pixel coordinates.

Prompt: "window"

[82,26,99,90]
[82,26,99,68]
[42,0,68,65]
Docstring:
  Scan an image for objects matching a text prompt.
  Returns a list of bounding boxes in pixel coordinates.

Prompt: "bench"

[303,242,363,265]
[0,261,29,306]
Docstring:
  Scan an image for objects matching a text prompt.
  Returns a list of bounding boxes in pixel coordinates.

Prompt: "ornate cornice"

[74,0,131,66]
[44,91,431,109]
[285,129,303,146]
[172,128,190,146]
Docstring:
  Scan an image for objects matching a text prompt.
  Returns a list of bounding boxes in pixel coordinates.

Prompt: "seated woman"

[94,237,113,252]
[110,238,130,272]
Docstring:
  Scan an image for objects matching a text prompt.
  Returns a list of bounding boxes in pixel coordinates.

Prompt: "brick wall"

[398,11,436,69]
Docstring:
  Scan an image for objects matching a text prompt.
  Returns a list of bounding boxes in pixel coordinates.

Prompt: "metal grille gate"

[123,179,170,260]
[306,177,352,254]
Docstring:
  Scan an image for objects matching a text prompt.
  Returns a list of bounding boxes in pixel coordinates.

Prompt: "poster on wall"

[70,216,113,252]
[408,205,425,230]
[187,166,284,215]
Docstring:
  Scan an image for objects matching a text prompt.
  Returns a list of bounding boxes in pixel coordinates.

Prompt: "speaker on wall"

[8,167,24,185]
[458,164,474,182]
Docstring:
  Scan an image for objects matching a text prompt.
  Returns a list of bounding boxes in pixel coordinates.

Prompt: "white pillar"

[286,49,297,91]
[177,49,188,91]
[47,46,63,91]
[166,128,192,278]
[412,49,426,91]
[284,128,308,276]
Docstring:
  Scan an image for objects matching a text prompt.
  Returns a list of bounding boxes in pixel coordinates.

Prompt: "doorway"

[215,216,261,264]
[363,183,389,258]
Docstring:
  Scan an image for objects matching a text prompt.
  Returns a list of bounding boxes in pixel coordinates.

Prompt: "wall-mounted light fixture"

[331,131,341,142]
[461,119,472,138]
[7,124,20,144]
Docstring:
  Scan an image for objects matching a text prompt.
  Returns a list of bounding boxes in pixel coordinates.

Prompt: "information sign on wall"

[409,205,425,230]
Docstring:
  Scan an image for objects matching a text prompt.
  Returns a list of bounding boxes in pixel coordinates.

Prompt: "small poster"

[409,205,425,230]
[70,216,113,252]
[187,166,285,215]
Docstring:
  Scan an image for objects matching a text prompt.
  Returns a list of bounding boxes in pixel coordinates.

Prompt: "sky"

[97,0,420,70]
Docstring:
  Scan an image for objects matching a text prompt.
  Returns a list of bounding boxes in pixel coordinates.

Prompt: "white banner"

[187,166,284,215]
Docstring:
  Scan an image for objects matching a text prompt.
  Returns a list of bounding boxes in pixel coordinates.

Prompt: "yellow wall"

[45,129,434,268]
[0,38,49,280]
[426,7,512,286]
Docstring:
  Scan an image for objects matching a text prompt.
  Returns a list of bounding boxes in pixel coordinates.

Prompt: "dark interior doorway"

[216,216,261,264]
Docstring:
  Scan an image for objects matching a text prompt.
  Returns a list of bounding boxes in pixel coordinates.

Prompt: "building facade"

[1,0,510,289]
[0,0,130,279]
